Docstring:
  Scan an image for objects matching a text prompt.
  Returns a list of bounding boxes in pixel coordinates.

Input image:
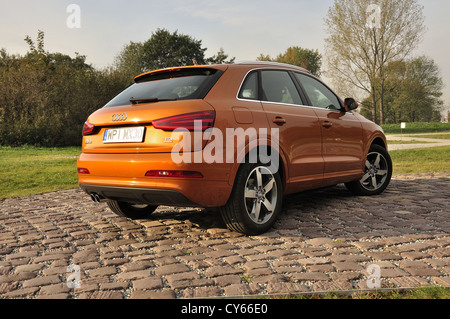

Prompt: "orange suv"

[77,61,392,235]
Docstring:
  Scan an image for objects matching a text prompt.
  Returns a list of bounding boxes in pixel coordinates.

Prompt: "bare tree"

[324,0,425,124]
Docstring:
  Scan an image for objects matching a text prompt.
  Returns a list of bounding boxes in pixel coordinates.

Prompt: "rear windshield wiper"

[130,97,178,104]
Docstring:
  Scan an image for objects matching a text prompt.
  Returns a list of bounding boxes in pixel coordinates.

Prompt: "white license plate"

[103,127,145,143]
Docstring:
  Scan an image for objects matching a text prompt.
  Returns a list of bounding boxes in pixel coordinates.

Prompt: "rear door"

[82,67,224,154]
[293,72,364,183]
[256,70,324,192]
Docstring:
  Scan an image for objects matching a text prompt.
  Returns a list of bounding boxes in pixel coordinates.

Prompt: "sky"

[1,0,449,116]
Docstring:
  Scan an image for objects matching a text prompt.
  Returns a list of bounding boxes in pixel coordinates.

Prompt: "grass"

[382,122,450,134]
[270,287,450,299]
[0,142,449,200]
[0,146,80,200]
[387,140,433,144]
[390,146,450,174]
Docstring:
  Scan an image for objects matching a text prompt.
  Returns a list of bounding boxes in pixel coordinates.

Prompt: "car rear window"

[104,68,223,108]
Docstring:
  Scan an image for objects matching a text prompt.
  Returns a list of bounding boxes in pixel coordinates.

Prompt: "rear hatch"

[82,66,226,154]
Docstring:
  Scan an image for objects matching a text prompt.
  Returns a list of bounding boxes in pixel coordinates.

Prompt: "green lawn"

[382,122,450,134]
[390,146,450,174]
[271,287,450,299]
[0,146,80,200]
[0,144,449,200]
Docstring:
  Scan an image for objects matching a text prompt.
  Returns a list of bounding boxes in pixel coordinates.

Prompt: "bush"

[0,31,130,147]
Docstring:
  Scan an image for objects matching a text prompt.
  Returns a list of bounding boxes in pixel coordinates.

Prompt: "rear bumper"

[77,152,234,207]
[80,184,199,207]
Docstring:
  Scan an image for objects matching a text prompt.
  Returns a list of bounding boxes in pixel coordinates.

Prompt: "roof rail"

[234,60,311,74]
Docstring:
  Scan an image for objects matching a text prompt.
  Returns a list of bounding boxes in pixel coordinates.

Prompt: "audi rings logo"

[112,113,128,122]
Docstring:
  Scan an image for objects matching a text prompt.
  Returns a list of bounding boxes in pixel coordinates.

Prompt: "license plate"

[103,127,145,144]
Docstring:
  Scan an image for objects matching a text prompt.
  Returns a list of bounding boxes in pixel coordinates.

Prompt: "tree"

[141,29,206,71]
[257,46,322,76]
[113,41,145,79]
[114,29,235,75]
[385,56,443,123]
[324,0,426,124]
[206,48,235,65]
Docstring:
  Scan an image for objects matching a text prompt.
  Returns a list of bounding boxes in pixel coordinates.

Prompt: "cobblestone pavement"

[1,173,449,299]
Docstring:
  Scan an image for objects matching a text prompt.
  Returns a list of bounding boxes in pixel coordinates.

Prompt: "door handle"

[322,120,333,128]
[273,117,286,126]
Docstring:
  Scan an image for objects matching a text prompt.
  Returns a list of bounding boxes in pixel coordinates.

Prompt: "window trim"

[236,68,351,113]
[292,71,345,111]
[237,68,307,107]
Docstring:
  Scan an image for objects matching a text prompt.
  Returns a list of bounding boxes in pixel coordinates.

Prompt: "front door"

[293,72,364,184]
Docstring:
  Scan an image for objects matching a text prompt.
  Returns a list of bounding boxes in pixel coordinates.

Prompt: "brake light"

[82,122,95,136]
[152,111,215,131]
[77,168,90,174]
[145,170,203,179]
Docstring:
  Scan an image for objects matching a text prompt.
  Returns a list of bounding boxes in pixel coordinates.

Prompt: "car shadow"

[148,177,450,240]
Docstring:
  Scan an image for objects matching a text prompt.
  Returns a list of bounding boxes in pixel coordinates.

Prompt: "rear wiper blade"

[130,97,177,104]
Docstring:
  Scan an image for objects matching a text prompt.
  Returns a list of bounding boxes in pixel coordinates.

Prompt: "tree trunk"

[371,87,378,124]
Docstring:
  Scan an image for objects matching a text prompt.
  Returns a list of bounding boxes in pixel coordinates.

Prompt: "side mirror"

[344,98,358,112]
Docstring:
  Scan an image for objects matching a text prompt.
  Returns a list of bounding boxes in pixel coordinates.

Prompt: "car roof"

[233,61,311,74]
[134,61,312,82]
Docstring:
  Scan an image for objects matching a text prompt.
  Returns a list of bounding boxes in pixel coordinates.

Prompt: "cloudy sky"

[1,0,449,114]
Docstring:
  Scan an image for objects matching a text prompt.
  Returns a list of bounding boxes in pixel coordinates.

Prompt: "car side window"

[238,71,259,100]
[261,70,302,105]
[294,73,341,110]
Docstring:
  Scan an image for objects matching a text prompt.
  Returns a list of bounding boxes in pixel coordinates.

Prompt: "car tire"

[220,163,282,235]
[345,144,392,196]
[107,201,158,220]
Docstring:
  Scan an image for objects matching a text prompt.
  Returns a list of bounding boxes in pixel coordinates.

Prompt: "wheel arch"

[227,142,289,194]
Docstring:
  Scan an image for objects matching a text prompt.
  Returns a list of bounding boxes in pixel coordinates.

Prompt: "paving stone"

[14,263,45,273]
[78,291,124,299]
[297,257,330,266]
[397,260,430,269]
[38,283,71,296]
[88,266,117,278]
[204,266,243,277]
[153,264,190,276]
[267,282,309,294]
[116,269,151,281]
[22,275,61,288]
[307,238,334,246]
[432,276,450,286]
[403,267,443,277]
[214,275,242,286]
[223,283,262,297]
[333,262,365,272]
[244,261,269,270]
[290,272,330,282]
[182,286,222,298]
[132,277,163,290]
[390,276,431,288]
[364,251,402,261]
[312,280,353,292]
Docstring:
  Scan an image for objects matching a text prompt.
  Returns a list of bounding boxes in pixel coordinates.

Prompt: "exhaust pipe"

[90,193,102,203]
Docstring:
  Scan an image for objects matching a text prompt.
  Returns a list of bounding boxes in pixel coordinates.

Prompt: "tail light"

[82,122,95,136]
[77,168,90,174]
[152,111,215,132]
